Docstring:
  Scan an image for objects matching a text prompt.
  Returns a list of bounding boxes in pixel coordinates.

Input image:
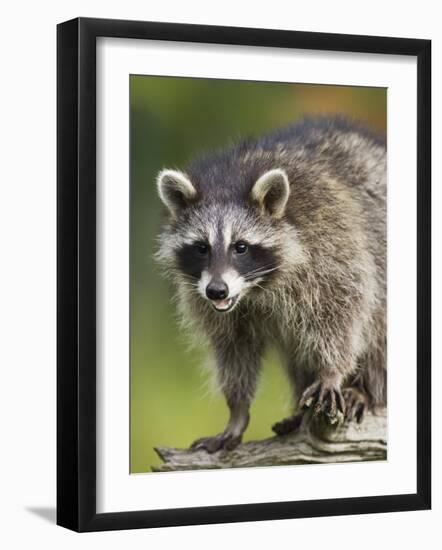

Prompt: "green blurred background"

[130,75,386,473]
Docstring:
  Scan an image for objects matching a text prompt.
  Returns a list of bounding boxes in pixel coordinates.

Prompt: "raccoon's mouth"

[211,296,238,312]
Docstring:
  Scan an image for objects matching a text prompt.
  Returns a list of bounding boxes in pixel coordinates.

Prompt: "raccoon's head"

[156,168,297,313]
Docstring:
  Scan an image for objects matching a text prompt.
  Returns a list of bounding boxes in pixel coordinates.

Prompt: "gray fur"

[155,116,386,451]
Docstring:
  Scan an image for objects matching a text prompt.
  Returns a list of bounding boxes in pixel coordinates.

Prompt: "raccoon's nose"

[206,281,228,301]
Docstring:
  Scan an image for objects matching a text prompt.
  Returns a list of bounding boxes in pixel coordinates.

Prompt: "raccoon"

[155,116,386,453]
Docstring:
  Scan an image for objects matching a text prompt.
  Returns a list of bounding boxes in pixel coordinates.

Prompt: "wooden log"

[153,409,387,472]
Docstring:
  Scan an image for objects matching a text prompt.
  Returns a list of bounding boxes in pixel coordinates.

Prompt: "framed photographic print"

[57,17,431,532]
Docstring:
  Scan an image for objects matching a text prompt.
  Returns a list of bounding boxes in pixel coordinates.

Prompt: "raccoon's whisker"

[242,265,278,280]
[253,282,273,295]
[244,265,281,280]
[183,274,199,281]
[242,262,279,276]
[179,281,199,289]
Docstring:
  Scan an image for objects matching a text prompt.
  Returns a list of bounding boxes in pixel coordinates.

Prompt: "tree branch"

[153,409,387,472]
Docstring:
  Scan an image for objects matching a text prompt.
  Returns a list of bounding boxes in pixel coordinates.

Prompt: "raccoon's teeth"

[213,298,233,311]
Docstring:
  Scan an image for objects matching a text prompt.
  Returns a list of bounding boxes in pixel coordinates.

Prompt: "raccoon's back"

[261,116,386,202]
[186,116,386,209]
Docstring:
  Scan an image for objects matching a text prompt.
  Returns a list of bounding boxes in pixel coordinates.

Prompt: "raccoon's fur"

[155,116,386,452]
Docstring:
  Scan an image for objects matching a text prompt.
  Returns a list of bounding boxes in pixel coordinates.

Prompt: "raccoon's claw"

[272,412,304,436]
[343,387,368,423]
[190,432,242,453]
[298,381,321,410]
[299,378,345,423]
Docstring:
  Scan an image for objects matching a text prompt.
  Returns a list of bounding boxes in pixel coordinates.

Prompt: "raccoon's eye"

[195,242,209,255]
[234,241,248,254]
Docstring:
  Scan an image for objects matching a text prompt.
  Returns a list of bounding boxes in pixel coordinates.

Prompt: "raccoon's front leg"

[298,369,346,422]
[343,372,370,423]
[272,361,311,436]
[273,369,346,434]
[190,338,262,453]
[190,397,250,453]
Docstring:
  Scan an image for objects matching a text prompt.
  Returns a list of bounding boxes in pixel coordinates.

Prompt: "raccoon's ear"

[250,169,290,219]
[156,169,197,217]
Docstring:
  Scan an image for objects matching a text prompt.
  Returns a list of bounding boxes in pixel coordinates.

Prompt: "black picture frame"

[57,17,431,532]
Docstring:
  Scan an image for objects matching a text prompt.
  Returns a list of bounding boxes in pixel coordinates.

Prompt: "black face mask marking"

[176,243,209,280]
[176,239,278,284]
[231,243,278,281]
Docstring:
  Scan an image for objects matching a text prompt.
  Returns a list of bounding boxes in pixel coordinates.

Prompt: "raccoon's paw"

[190,432,242,453]
[299,378,345,424]
[343,387,369,423]
[272,412,304,436]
